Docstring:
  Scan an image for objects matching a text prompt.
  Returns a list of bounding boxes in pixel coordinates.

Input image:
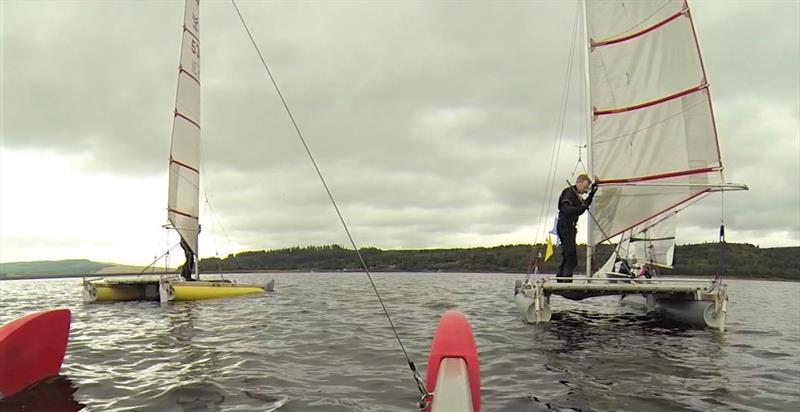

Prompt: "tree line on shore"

[198,243,799,280]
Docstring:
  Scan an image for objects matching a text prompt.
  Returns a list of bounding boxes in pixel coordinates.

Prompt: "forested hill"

[199,243,799,280]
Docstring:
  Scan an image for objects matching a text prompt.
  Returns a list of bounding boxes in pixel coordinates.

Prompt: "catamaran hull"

[620,294,726,330]
[82,278,273,303]
[514,281,551,323]
[0,309,71,398]
[514,278,728,331]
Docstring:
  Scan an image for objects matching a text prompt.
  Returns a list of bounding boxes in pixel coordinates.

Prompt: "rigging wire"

[526,0,582,276]
[715,188,726,284]
[229,0,430,401]
[203,186,234,253]
[139,241,183,274]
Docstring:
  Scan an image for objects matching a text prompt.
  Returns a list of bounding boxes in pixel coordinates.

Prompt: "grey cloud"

[2,0,798,255]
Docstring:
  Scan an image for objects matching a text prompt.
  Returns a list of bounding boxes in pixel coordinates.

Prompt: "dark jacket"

[558,186,587,228]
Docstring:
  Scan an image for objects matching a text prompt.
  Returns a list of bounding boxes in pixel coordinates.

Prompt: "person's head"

[575,174,592,194]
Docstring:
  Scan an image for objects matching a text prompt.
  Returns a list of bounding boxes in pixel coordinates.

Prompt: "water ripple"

[1,274,798,411]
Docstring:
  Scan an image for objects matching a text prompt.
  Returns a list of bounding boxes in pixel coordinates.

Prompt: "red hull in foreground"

[0,309,71,398]
[425,310,481,412]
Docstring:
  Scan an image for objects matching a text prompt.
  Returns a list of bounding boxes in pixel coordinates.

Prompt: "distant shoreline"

[1,269,797,283]
[3,242,798,281]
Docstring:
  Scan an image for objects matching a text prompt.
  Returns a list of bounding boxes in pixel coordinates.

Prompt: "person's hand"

[590,182,598,193]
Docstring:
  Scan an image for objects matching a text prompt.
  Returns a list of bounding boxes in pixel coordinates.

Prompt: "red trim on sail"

[170,158,199,174]
[597,166,720,184]
[591,8,688,48]
[597,188,712,243]
[174,112,200,129]
[594,84,706,116]
[179,67,200,85]
[168,208,198,220]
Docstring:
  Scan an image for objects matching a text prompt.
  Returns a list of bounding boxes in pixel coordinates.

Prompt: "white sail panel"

[591,175,713,244]
[585,0,684,41]
[170,114,200,168]
[592,89,720,182]
[168,0,201,256]
[622,215,677,267]
[179,30,201,83]
[176,72,200,123]
[593,213,677,277]
[168,162,200,252]
[184,0,199,39]
[588,13,703,112]
[586,0,723,246]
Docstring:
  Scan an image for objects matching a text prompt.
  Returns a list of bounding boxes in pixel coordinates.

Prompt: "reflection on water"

[0,375,84,412]
[0,274,798,411]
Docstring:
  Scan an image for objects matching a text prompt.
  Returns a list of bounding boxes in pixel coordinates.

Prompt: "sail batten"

[591,7,687,48]
[598,166,720,184]
[168,0,201,259]
[594,83,706,116]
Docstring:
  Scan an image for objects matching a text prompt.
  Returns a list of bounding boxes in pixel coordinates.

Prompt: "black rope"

[715,191,726,283]
[230,0,428,398]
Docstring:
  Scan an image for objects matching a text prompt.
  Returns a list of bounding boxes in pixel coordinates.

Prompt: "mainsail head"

[168,0,201,263]
[585,0,724,247]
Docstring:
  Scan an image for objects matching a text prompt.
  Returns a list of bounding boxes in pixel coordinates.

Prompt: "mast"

[581,0,594,276]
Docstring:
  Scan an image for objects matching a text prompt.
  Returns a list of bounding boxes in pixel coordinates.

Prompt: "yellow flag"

[544,236,555,262]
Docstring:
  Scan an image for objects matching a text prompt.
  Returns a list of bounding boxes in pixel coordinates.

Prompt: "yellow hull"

[171,282,264,301]
[94,284,155,301]
[83,278,267,303]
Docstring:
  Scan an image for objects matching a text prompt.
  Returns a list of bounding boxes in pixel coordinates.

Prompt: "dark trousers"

[557,223,577,282]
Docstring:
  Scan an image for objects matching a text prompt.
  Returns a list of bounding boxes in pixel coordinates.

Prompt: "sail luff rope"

[229,0,429,400]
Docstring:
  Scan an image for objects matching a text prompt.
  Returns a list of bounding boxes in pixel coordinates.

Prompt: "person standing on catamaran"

[179,238,196,281]
[556,174,597,282]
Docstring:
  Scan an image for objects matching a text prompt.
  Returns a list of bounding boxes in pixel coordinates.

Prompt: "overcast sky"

[1,0,798,265]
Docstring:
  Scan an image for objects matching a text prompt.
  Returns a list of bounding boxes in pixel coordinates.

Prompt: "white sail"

[619,214,677,267]
[595,212,677,279]
[168,0,201,256]
[586,0,723,245]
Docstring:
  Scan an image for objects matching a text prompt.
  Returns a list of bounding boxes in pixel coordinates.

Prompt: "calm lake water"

[1,273,799,411]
